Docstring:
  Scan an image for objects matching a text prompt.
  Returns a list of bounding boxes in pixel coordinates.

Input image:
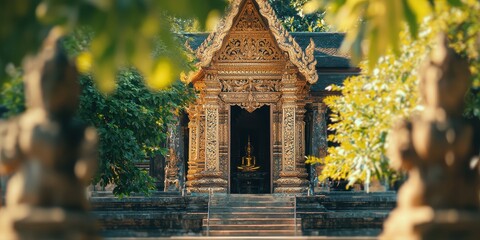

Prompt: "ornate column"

[190,73,228,193]
[272,104,282,182]
[218,105,229,180]
[186,105,200,192]
[186,80,208,192]
[274,72,309,193]
[311,103,328,158]
[309,103,328,191]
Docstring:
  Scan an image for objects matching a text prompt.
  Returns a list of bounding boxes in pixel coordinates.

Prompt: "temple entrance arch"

[230,105,271,194]
[185,0,318,194]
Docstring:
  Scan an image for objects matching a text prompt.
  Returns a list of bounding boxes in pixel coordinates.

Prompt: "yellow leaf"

[94,66,116,94]
[147,58,174,90]
[76,51,92,73]
[206,10,221,31]
[303,0,323,14]
[406,0,432,21]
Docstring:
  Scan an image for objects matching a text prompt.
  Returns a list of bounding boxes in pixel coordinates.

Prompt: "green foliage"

[319,30,427,188]
[311,1,480,189]
[77,71,195,196]
[442,1,480,118]
[269,0,332,32]
[304,0,466,69]
[0,0,227,92]
[0,67,25,119]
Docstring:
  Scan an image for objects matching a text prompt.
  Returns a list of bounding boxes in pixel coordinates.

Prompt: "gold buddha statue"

[237,136,260,172]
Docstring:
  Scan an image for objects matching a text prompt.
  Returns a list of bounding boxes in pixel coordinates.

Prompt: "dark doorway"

[230,105,270,194]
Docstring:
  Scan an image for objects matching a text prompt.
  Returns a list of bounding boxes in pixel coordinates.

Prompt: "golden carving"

[256,0,318,83]
[216,36,283,61]
[197,116,206,170]
[233,0,267,31]
[219,77,282,112]
[282,106,296,172]
[205,106,219,171]
[193,0,318,84]
[220,78,280,92]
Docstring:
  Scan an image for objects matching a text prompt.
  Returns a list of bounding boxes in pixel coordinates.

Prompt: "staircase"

[203,194,300,236]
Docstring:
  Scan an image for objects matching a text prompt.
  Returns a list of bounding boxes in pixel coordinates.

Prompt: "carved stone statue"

[0,30,98,239]
[381,35,480,239]
[237,136,260,172]
[164,148,180,191]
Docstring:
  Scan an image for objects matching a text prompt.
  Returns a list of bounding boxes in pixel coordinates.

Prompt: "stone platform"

[89,191,396,238]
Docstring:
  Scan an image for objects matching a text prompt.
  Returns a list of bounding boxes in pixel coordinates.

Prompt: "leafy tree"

[77,72,195,196]
[313,32,426,189]
[269,0,331,32]
[304,0,467,68]
[1,30,197,196]
[0,0,226,198]
[307,1,480,188]
[1,0,227,92]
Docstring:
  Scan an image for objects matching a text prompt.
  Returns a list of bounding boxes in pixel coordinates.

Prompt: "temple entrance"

[230,105,271,194]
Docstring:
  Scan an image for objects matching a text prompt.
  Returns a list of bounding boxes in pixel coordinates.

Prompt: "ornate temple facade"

[165,0,359,194]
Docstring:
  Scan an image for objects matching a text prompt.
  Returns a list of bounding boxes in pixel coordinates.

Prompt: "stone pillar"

[218,105,229,180]
[189,73,227,193]
[274,72,308,193]
[310,103,328,191]
[311,103,328,159]
[186,105,200,192]
[272,104,282,182]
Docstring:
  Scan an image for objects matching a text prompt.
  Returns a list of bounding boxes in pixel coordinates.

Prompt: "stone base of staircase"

[203,194,300,236]
[90,191,396,237]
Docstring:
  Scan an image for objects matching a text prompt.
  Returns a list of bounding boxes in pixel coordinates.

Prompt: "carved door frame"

[225,104,274,193]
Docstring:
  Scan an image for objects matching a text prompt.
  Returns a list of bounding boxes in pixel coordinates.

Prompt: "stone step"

[209,206,294,213]
[205,229,298,236]
[206,224,300,231]
[203,218,299,225]
[301,210,390,218]
[210,195,294,201]
[209,212,294,218]
[210,201,294,207]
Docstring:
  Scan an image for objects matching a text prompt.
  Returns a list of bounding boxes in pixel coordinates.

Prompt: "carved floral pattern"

[220,78,280,92]
[282,106,296,171]
[233,0,266,31]
[194,0,318,83]
[219,77,282,112]
[205,106,219,171]
[217,36,283,61]
[197,117,205,171]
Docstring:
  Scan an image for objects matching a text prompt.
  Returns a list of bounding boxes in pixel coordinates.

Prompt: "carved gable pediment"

[215,0,285,62]
[193,0,318,84]
[232,0,267,32]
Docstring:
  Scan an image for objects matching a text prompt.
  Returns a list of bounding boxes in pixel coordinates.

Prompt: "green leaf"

[401,0,419,38]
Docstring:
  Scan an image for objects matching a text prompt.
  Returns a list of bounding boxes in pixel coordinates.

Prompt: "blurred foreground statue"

[381,35,480,240]
[0,30,99,240]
